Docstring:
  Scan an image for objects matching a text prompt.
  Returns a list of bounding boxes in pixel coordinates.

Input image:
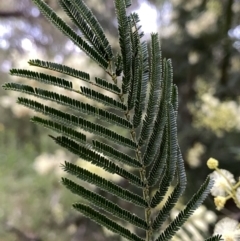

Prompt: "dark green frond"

[62,178,147,229]
[204,235,223,241]
[152,182,182,230]
[150,104,178,207]
[3,82,35,94]
[95,77,121,94]
[143,58,174,167]
[132,41,149,128]
[115,0,132,94]
[147,128,168,187]
[139,41,149,112]
[29,59,120,95]
[67,0,113,60]
[162,58,173,104]
[171,84,178,116]
[35,87,132,129]
[28,59,90,82]
[142,103,167,167]
[10,69,73,90]
[127,53,139,111]
[92,140,141,168]
[42,85,130,128]
[138,34,162,146]
[62,161,147,207]
[115,53,123,77]
[152,147,187,229]
[51,136,144,187]
[31,0,108,68]
[176,146,187,196]
[32,116,86,144]
[166,103,178,179]
[59,0,109,59]
[127,14,141,111]
[155,177,214,241]
[150,169,170,208]
[17,98,136,149]
[73,203,144,241]
[80,86,127,111]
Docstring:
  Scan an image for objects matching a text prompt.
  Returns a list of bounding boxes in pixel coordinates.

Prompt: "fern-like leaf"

[66,0,113,60]
[92,140,141,168]
[3,1,217,240]
[4,83,131,129]
[62,161,147,207]
[115,0,132,94]
[28,59,90,82]
[51,135,144,187]
[147,129,168,187]
[155,177,214,241]
[32,116,86,144]
[59,0,108,59]
[10,69,73,90]
[17,97,136,149]
[138,34,162,146]
[73,203,144,241]
[80,86,127,111]
[132,41,149,128]
[152,149,187,230]
[31,0,108,68]
[62,178,148,229]
[95,77,121,94]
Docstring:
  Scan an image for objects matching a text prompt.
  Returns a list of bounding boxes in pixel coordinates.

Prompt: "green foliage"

[3,0,223,241]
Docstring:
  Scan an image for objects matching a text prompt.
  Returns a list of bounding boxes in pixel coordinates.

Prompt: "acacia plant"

[3,0,223,240]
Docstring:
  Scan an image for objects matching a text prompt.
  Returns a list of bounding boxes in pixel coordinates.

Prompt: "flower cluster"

[207,158,240,241]
[207,158,240,210]
[214,217,240,241]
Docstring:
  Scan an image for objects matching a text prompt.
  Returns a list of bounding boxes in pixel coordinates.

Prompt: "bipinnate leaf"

[3,0,218,240]
[155,177,214,241]
[73,203,144,241]
[51,136,144,187]
[31,0,108,68]
[62,161,147,207]
[62,178,148,229]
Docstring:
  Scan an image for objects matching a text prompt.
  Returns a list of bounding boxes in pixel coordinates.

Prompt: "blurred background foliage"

[0,0,240,240]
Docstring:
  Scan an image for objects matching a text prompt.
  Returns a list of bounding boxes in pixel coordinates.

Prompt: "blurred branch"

[0,11,26,18]
[218,0,234,98]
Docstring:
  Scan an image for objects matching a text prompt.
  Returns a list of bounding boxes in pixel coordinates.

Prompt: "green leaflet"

[32,116,86,144]
[155,177,214,241]
[62,161,147,207]
[28,59,90,82]
[31,0,109,68]
[10,69,73,90]
[66,0,113,60]
[51,135,144,188]
[152,148,187,230]
[95,77,121,94]
[115,0,132,94]
[17,97,136,149]
[138,34,162,146]
[3,83,132,129]
[62,178,147,229]
[80,86,127,111]
[92,140,141,168]
[73,203,144,241]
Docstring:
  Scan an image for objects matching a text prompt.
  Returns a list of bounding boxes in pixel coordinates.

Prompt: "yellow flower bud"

[214,196,226,210]
[207,158,219,169]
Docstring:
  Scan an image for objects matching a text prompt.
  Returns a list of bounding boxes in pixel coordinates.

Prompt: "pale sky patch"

[136,1,158,34]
